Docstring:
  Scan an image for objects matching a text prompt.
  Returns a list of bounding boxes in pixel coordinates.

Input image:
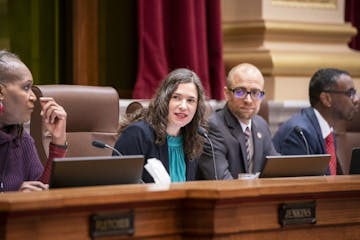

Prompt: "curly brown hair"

[120,68,207,159]
[146,68,207,159]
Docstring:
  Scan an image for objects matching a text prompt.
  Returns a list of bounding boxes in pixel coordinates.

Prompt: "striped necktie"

[244,127,253,173]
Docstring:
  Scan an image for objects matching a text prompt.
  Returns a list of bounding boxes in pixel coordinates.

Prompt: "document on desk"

[144,158,171,184]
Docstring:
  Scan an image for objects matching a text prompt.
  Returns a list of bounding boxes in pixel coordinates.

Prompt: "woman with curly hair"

[114,68,207,183]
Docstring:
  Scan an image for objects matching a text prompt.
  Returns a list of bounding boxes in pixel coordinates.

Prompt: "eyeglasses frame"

[228,87,265,100]
[323,88,357,99]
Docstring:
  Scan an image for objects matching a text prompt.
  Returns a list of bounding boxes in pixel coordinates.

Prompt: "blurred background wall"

[0,0,359,100]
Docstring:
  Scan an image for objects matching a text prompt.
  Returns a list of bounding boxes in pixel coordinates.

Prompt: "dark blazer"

[198,104,279,180]
[113,120,198,183]
[272,107,343,175]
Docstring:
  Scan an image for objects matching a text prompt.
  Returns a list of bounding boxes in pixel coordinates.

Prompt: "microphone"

[294,126,310,155]
[197,127,218,180]
[197,126,208,138]
[91,140,122,156]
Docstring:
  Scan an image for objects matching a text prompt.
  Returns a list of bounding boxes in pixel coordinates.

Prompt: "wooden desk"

[1,176,360,239]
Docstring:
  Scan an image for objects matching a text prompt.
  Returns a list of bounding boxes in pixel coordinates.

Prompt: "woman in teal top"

[114,68,207,183]
[167,135,186,182]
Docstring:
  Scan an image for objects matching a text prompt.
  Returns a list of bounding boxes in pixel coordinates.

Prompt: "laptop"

[349,147,360,174]
[50,155,144,188]
[260,154,331,178]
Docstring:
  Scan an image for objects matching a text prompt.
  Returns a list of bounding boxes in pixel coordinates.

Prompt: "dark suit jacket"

[113,120,198,183]
[198,104,279,180]
[272,107,343,175]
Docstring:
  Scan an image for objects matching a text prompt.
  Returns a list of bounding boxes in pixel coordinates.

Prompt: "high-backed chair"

[335,107,360,174]
[30,85,120,166]
[258,99,269,123]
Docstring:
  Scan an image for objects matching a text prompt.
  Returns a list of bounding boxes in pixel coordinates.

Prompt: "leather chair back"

[30,85,120,165]
[258,99,269,123]
[335,106,360,174]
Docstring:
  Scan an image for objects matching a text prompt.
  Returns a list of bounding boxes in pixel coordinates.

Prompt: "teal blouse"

[167,135,186,182]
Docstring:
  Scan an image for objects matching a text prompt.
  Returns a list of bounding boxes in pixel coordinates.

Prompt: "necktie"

[325,132,336,175]
[244,127,253,173]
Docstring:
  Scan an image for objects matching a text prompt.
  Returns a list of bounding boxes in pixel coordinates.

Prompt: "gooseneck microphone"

[294,126,310,155]
[92,140,122,156]
[197,127,218,180]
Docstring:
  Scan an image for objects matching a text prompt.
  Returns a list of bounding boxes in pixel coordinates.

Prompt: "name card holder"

[89,211,134,238]
[279,201,316,227]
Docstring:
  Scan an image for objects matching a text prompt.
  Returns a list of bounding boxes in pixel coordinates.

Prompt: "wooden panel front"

[2,201,183,239]
[0,176,360,239]
[183,197,360,239]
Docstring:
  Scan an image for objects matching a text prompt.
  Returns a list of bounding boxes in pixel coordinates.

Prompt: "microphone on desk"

[197,126,218,180]
[294,126,310,155]
[91,140,122,156]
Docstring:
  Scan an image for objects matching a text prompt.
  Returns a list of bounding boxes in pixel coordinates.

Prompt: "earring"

[0,101,4,113]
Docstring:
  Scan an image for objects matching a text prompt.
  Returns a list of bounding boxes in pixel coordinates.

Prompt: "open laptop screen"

[349,148,360,175]
[260,154,331,178]
[50,155,144,188]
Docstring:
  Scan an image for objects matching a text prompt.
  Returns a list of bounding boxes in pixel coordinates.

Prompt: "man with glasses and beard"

[198,63,279,180]
[273,68,359,175]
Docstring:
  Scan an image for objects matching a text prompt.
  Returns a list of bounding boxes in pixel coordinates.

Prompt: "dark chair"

[335,107,360,174]
[258,99,269,123]
[30,85,120,165]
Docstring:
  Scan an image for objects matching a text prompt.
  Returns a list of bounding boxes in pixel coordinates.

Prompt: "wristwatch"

[51,141,68,149]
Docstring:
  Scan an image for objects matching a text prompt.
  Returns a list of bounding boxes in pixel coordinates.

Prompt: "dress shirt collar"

[239,120,252,133]
[313,108,333,138]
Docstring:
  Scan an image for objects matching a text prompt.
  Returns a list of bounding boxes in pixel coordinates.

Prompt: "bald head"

[227,63,264,89]
[224,63,265,124]
[0,50,24,84]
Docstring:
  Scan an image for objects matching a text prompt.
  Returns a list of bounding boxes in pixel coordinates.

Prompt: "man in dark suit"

[199,63,279,180]
[273,68,359,175]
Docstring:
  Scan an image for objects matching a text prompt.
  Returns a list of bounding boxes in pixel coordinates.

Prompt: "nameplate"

[89,211,134,238]
[279,201,316,227]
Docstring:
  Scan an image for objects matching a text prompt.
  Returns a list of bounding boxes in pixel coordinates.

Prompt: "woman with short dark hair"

[0,50,68,192]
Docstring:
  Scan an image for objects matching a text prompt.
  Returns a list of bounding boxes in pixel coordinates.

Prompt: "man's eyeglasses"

[323,88,357,99]
[228,87,265,100]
